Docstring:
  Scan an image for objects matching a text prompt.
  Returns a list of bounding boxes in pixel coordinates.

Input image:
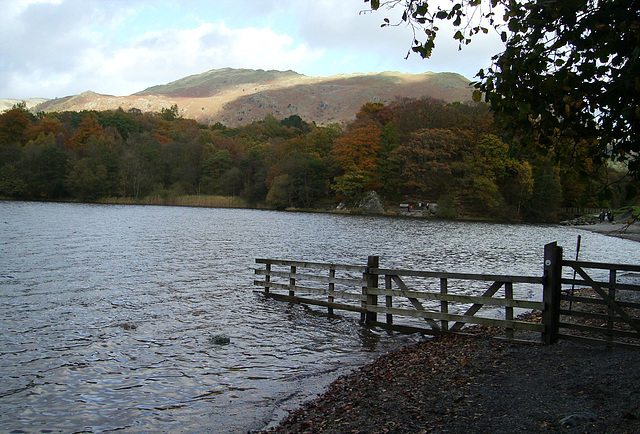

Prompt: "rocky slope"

[27,68,474,126]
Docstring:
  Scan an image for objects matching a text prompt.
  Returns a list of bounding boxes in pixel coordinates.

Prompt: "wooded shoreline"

[2,99,635,223]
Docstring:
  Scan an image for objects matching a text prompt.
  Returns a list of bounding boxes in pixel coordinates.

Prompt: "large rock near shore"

[356,191,386,214]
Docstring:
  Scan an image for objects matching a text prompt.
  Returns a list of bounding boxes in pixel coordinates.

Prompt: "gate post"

[363,256,379,324]
[542,242,563,345]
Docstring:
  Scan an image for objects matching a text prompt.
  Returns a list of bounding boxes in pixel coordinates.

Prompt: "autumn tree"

[0,103,33,146]
[501,160,533,217]
[201,149,234,194]
[0,106,31,196]
[70,114,104,153]
[66,156,109,200]
[31,116,61,137]
[394,128,468,200]
[375,122,402,200]
[99,108,142,139]
[66,127,124,199]
[332,117,382,197]
[523,162,564,221]
[306,123,343,159]
[160,104,180,121]
[238,148,269,205]
[0,164,27,197]
[280,114,313,134]
[120,133,162,197]
[459,134,533,217]
[160,138,202,194]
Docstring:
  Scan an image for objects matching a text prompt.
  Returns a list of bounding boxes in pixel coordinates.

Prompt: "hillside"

[30,68,474,126]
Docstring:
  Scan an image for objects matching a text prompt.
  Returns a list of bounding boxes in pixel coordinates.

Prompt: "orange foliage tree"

[70,115,103,153]
[331,117,382,197]
[394,128,470,200]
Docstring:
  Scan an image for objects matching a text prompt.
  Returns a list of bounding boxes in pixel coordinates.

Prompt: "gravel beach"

[570,213,640,243]
[263,328,640,433]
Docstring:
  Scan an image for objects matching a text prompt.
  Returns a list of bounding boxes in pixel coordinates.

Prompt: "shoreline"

[4,198,639,236]
[571,220,640,243]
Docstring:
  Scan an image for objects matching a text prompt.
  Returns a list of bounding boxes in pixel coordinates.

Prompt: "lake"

[1,201,638,432]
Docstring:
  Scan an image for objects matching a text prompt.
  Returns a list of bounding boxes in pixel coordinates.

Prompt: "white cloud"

[71,21,323,96]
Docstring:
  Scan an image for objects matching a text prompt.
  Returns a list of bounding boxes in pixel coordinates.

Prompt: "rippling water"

[1,201,638,432]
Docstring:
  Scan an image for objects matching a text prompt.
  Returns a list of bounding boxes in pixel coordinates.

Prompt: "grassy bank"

[99,194,248,208]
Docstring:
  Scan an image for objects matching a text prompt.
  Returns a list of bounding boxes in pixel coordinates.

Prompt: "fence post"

[264,262,271,294]
[440,278,448,331]
[289,265,296,297]
[328,266,335,316]
[542,242,563,345]
[505,282,514,340]
[607,269,617,346]
[385,274,393,324]
[363,256,379,324]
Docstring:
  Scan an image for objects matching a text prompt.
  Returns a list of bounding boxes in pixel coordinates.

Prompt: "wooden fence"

[562,207,608,217]
[254,242,640,348]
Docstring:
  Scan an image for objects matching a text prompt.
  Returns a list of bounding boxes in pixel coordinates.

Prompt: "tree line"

[0,99,634,221]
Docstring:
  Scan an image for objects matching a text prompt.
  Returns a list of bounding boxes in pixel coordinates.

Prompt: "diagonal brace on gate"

[449,281,504,332]
[390,275,441,331]
[572,266,640,335]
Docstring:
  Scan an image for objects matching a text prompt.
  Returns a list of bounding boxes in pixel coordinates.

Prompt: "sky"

[0,0,505,99]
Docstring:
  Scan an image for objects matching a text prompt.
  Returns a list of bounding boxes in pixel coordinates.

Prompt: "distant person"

[599,211,605,223]
[607,211,614,223]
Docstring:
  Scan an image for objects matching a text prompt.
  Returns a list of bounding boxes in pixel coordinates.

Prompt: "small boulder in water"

[209,335,231,345]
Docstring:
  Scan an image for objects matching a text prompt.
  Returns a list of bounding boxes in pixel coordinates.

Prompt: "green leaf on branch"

[436,10,448,19]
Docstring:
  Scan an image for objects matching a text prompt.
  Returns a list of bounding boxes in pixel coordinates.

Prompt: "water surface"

[1,201,637,432]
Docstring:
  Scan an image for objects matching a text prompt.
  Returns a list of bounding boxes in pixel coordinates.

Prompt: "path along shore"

[574,219,640,243]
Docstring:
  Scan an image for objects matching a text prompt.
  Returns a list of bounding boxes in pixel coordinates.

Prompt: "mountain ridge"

[11,68,475,126]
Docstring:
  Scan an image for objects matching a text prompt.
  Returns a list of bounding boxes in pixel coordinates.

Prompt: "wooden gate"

[545,243,640,348]
[365,265,545,341]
